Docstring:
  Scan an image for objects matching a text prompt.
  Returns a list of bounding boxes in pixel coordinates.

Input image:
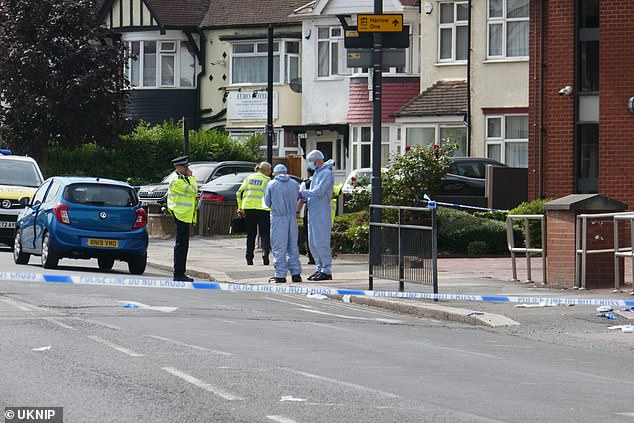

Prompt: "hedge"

[46,121,264,185]
[328,207,517,256]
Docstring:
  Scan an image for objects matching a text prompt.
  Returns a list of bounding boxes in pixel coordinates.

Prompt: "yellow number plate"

[88,238,119,248]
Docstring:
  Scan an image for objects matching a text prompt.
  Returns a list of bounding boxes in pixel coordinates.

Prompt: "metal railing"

[369,204,437,294]
[506,214,546,284]
[613,214,634,293]
[575,212,634,290]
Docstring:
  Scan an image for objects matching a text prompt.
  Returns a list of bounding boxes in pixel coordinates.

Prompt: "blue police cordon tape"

[1,272,634,307]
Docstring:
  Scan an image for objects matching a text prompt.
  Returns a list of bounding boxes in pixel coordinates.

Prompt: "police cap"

[172,155,190,167]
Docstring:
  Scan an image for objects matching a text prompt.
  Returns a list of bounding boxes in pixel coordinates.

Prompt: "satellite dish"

[289,78,302,93]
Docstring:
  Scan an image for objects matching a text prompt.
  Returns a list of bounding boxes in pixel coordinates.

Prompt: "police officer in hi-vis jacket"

[236,162,272,265]
[167,155,198,282]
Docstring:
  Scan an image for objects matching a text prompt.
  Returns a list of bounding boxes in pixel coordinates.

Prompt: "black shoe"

[269,277,286,284]
[307,260,316,265]
[174,275,194,282]
[307,271,320,281]
[291,274,302,283]
[313,272,332,281]
[263,253,270,266]
[246,258,253,265]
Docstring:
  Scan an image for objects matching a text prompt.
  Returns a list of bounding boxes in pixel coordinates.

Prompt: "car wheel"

[128,254,147,275]
[41,232,59,269]
[13,230,30,265]
[97,258,115,271]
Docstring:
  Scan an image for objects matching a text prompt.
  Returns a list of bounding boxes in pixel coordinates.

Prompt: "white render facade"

[398,0,529,167]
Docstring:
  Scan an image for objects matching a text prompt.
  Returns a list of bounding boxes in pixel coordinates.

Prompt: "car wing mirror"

[18,197,31,207]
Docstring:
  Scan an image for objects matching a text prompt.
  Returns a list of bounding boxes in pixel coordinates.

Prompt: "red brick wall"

[598,2,634,208]
[529,0,576,201]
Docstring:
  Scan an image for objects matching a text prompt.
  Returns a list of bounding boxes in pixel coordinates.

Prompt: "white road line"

[267,416,298,423]
[614,412,634,418]
[570,371,634,386]
[265,296,312,309]
[148,335,232,356]
[87,335,144,357]
[162,367,243,401]
[282,368,400,399]
[0,297,33,311]
[43,318,76,330]
[299,309,402,324]
[75,319,122,331]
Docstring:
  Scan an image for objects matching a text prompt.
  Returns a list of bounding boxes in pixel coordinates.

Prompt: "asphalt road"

[1,247,634,423]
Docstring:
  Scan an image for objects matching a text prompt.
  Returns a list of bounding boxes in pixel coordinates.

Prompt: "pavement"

[147,235,634,331]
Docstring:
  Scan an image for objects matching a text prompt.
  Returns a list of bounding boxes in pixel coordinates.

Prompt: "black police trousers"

[244,209,270,261]
[173,217,190,277]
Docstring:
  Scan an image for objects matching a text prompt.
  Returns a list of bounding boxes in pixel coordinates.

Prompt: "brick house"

[529,0,634,206]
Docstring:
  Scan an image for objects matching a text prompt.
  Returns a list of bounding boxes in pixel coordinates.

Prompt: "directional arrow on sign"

[118,301,178,313]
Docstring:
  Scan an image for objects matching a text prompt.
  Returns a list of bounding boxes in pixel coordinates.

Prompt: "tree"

[0,0,130,170]
[383,144,455,206]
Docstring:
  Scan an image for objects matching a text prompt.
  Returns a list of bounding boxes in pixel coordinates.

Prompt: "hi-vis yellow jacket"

[167,174,198,223]
[330,182,343,224]
[237,172,270,211]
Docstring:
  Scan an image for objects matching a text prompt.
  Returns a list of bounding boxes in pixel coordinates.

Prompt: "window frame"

[228,39,301,85]
[317,26,351,78]
[350,125,393,170]
[403,124,467,157]
[485,114,529,167]
[125,39,197,89]
[486,0,529,60]
[438,1,469,63]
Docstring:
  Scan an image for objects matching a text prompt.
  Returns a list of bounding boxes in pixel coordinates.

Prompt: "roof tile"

[395,80,467,117]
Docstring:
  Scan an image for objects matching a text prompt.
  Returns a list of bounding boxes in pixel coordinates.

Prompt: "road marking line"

[615,412,634,417]
[570,371,634,386]
[267,416,298,423]
[43,318,76,330]
[73,318,122,331]
[148,335,232,356]
[265,296,312,309]
[162,367,243,401]
[0,297,33,311]
[87,335,144,357]
[281,368,399,399]
[299,309,403,324]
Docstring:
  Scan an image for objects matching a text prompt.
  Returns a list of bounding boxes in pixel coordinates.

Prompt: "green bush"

[330,207,516,256]
[508,198,550,249]
[437,207,512,255]
[46,121,264,184]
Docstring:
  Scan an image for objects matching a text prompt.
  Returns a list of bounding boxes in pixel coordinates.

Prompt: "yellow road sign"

[357,14,403,32]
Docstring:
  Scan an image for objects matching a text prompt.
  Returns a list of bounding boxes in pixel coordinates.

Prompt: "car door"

[21,180,51,251]
[34,180,62,252]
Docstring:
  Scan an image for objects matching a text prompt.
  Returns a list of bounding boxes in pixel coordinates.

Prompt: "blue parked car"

[13,177,148,274]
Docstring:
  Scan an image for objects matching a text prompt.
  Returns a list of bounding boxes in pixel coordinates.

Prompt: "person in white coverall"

[300,150,335,281]
[264,164,302,284]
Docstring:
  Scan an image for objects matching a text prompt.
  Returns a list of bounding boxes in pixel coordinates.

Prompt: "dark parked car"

[13,177,148,274]
[438,157,506,197]
[137,161,257,209]
[199,172,302,204]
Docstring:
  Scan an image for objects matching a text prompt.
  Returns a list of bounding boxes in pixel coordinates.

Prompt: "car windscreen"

[0,160,42,188]
[64,184,138,207]
[162,165,216,185]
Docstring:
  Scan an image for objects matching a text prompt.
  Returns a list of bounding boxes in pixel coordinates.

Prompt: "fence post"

[541,216,547,285]
[525,217,532,283]
[614,218,620,292]
[398,208,404,292]
[431,206,438,298]
[507,217,518,281]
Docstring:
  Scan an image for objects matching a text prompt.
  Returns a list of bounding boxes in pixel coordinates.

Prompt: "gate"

[369,204,438,293]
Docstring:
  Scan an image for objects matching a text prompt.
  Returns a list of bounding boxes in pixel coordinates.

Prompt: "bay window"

[405,125,467,156]
[351,126,391,169]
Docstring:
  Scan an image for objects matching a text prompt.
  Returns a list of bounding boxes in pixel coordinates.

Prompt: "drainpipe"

[466,0,472,155]
[538,0,545,198]
[196,29,207,130]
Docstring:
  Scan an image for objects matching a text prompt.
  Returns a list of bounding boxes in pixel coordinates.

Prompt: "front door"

[316,141,333,161]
